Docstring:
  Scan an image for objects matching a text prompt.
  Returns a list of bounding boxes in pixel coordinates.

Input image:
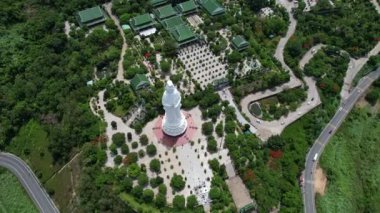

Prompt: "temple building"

[76,6,106,27]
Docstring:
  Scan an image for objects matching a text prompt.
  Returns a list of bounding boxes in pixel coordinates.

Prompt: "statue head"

[165,80,175,94]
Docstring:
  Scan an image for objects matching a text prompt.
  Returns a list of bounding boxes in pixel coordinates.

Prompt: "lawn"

[6,120,60,183]
[249,102,262,117]
[0,168,38,213]
[45,154,81,212]
[316,108,380,213]
[120,193,160,213]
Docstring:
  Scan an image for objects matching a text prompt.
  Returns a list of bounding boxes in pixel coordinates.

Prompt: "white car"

[311,48,316,54]
[256,119,261,124]
[307,101,311,105]
[281,121,285,125]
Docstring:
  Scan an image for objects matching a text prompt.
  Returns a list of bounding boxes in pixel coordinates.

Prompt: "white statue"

[162,80,187,136]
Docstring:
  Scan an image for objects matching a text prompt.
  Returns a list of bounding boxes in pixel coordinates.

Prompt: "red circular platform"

[153,112,197,147]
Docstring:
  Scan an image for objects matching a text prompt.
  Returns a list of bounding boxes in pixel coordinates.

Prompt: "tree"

[208,159,220,173]
[209,187,221,200]
[110,144,118,155]
[150,159,161,173]
[224,121,236,134]
[146,144,157,156]
[186,195,198,208]
[121,144,129,155]
[155,193,167,208]
[202,122,214,136]
[365,90,379,105]
[215,122,224,137]
[123,152,138,165]
[139,134,149,146]
[127,163,141,179]
[132,185,143,199]
[111,121,117,129]
[138,173,149,186]
[207,137,218,153]
[228,51,242,63]
[132,141,138,149]
[160,60,171,73]
[114,155,122,165]
[173,195,185,210]
[162,38,177,57]
[170,174,186,191]
[142,189,154,203]
[247,0,272,11]
[267,135,285,151]
[158,184,167,195]
[112,133,125,147]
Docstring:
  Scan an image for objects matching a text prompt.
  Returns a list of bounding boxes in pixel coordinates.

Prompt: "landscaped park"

[0,0,379,212]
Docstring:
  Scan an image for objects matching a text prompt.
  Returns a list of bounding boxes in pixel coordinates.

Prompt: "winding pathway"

[0,152,59,213]
[104,2,128,83]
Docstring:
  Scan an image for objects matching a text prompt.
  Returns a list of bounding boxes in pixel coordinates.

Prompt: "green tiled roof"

[153,4,177,20]
[169,25,198,45]
[176,0,198,14]
[129,14,155,31]
[161,16,185,30]
[131,74,150,90]
[198,0,225,16]
[149,0,168,7]
[77,6,106,26]
[231,35,249,51]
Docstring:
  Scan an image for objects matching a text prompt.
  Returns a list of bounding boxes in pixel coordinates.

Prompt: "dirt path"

[104,2,128,83]
[314,166,327,196]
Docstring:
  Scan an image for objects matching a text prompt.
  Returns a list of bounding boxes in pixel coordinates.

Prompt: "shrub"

[139,134,149,146]
[170,174,185,191]
[173,195,185,210]
[146,144,157,156]
[121,144,129,154]
[149,159,161,173]
[132,141,138,149]
[202,122,214,136]
[112,133,125,147]
[114,155,122,165]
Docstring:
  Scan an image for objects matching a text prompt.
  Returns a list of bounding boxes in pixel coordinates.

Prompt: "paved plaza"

[178,43,228,89]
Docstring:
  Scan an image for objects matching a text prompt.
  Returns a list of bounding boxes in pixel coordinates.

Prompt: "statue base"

[162,116,188,137]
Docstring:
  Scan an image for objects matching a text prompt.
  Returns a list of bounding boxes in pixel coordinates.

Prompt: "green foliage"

[172,195,185,210]
[267,135,285,151]
[160,60,171,73]
[0,168,38,213]
[146,144,157,156]
[112,133,126,147]
[170,174,186,192]
[114,155,122,165]
[155,193,167,208]
[215,122,224,137]
[138,173,149,187]
[131,141,138,149]
[158,184,167,195]
[202,122,214,136]
[186,195,199,209]
[139,134,149,146]
[128,163,141,179]
[142,189,154,203]
[207,137,218,153]
[121,144,129,155]
[149,159,161,173]
[110,144,118,155]
[365,90,379,105]
[208,159,220,173]
[317,109,380,212]
[124,152,138,165]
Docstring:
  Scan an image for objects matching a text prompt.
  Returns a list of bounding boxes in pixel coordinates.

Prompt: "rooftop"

[149,0,169,7]
[198,0,225,16]
[170,25,196,43]
[131,74,150,90]
[176,0,198,14]
[231,35,249,51]
[129,14,155,31]
[161,16,186,30]
[77,6,106,27]
[154,4,178,20]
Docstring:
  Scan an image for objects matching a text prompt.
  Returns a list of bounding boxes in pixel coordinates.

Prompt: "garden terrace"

[231,35,249,52]
[197,0,225,16]
[129,13,155,32]
[175,0,199,16]
[76,6,106,27]
[153,4,178,21]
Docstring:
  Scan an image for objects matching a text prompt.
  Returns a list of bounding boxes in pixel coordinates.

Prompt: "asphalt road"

[303,67,380,213]
[0,152,59,213]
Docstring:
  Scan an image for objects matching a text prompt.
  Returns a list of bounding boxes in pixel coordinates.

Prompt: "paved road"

[0,152,59,213]
[303,67,380,213]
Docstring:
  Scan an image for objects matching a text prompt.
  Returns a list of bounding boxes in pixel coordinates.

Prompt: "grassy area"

[0,168,38,213]
[45,154,81,213]
[249,102,262,117]
[120,193,160,213]
[316,107,380,212]
[6,120,60,183]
